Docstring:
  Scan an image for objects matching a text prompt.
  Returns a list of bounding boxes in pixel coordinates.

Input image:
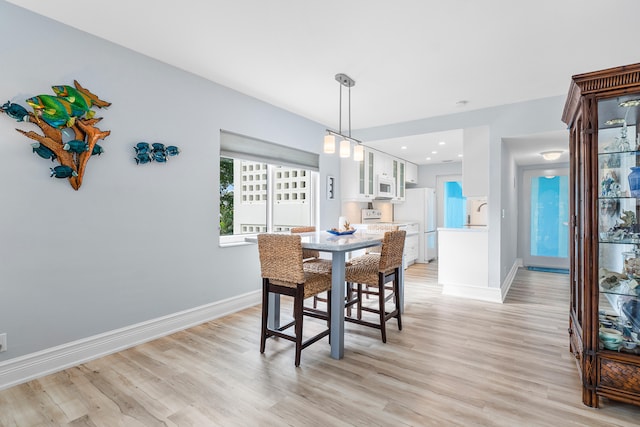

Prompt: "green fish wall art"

[52,85,97,118]
[0,80,111,190]
[26,94,78,128]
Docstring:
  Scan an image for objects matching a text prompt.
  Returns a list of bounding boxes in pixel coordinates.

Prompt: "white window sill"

[219,234,257,248]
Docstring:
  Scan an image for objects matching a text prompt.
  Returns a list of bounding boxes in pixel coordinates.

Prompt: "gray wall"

[416,162,462,189]
[0,1,341,360]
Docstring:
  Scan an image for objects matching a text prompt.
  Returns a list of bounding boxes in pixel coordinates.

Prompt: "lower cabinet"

[403,234,419,268]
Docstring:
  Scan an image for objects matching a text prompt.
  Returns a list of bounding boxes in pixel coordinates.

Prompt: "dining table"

[248,229,404,360]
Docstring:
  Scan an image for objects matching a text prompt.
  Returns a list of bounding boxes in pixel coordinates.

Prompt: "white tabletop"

[245,230,384,252]
[297,230,384,252]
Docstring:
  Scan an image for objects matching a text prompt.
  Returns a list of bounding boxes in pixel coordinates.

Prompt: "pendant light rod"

[324,73,362,155]
[335,73,355,137]
[333,73,357,139]
[348,84,352,138]
[338,77,342,135]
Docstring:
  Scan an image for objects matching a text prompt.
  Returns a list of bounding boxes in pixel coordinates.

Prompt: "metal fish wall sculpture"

[0,80,111,190]
[134,142,180,165]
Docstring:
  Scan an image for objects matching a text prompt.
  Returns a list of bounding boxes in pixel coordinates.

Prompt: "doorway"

[436,174,465,229]
[522,168,569,270]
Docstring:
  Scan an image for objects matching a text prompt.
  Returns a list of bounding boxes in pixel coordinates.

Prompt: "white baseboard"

[441,282,503,303]
[0,290,261,391]
[440,259,522,304]
[500,258,522,302]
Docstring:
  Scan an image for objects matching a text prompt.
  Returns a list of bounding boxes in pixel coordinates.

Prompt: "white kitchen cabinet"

[391,158,405,203]
[405,161,418,184]
[374,151,393,178]
[403,233,419,267]
[341,148,375,202]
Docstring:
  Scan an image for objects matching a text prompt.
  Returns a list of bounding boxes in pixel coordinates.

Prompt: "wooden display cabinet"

[563,63,640,407]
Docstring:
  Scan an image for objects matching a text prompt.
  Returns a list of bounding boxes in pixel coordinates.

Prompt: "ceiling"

[7,0,640,165]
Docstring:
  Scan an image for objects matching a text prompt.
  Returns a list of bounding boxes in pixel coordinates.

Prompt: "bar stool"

[344,230,406,343]
[257,233,332,366]
[290,226,332,309]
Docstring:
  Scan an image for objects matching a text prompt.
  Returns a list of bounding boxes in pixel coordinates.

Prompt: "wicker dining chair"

[290,226,332,309]
[363,223,399,254]
[344,230,406,343]
[358,224,399,299]
[257,233,332,366]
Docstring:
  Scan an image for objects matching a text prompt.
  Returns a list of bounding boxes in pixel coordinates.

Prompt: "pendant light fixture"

[324,73,364,160]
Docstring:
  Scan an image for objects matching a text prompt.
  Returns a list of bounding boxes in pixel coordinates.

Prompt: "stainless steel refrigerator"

[394,187,437,262]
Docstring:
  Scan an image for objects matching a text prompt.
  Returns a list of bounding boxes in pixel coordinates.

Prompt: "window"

[219,131,319,245]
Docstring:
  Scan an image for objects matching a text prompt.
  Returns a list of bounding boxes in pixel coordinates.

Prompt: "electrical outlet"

[0,333,6,352]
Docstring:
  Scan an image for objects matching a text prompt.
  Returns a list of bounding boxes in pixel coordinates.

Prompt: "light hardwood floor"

[2,264,640,426]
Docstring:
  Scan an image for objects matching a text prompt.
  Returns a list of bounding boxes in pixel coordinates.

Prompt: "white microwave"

[375,175,396,199]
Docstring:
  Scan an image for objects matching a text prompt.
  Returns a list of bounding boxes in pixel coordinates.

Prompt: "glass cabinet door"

[597,95,640,353]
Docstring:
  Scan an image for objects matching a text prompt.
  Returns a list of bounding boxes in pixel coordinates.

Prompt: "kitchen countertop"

[438,226,488,232]
[351,222,420,235]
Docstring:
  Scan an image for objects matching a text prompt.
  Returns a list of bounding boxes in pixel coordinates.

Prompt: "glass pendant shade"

[323,134,336,154]
[339,139,350,158]
[353,144,364,161]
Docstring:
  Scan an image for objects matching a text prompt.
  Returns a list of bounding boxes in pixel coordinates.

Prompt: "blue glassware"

[629,167,640,197]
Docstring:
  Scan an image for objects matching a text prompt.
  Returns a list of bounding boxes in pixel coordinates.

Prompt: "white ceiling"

[366,129,465,165]
[7,0,640,165]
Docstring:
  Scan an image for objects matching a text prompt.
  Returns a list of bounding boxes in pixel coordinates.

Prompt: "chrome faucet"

[476,202,488,212]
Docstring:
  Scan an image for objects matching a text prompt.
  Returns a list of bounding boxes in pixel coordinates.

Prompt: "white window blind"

[220,130,319,171]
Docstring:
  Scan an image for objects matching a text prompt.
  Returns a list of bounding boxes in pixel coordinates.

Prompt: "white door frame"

[521,167,569,269]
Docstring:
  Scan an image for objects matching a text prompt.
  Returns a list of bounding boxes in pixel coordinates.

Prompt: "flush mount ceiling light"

[323,73,364,161]
[619,99,640,108]
[541,150,563,161]
[606,118,626,125]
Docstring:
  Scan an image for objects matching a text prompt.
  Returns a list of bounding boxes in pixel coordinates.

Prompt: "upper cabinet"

[405,161,418,185]
[374,151,393,178]
[341,147,375,202]
[341,148,411,202]
[392,158,405,203]
[462,126,489,197]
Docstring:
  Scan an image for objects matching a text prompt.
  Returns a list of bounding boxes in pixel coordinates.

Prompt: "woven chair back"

[290,226,320,260]
[257,234,305,284]
[379,230,407,272]
[366,224,399,254]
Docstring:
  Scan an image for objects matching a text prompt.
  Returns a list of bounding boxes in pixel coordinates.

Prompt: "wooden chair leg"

[379,275,387,343]
[294,286,304,367]
[394,274,402,331]
[260,278,269,353]
[327,289,332,346]
[357,283,363,320]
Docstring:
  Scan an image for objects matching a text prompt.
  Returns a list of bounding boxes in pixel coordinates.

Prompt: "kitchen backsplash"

[341,201,393,224]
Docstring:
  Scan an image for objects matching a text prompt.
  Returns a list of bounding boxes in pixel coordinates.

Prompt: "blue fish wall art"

[1,101,29,122]
[134,142,180,165]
